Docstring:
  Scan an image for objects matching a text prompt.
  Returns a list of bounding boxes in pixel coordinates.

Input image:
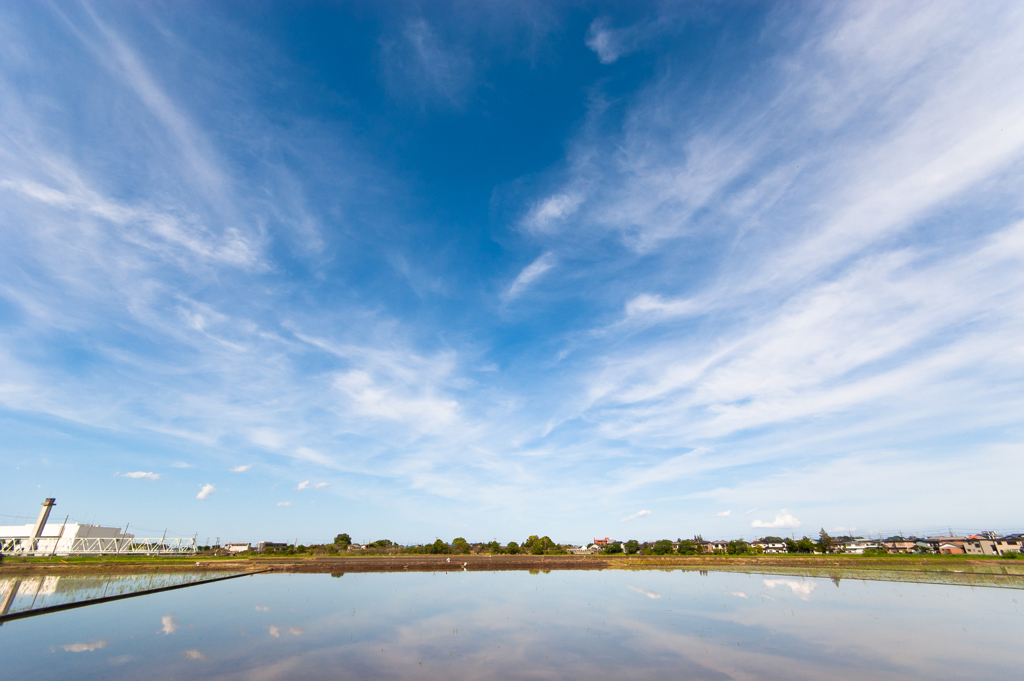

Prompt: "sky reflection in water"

[0,570,1020,680]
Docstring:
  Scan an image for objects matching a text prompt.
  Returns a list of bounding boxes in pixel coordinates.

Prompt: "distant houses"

[581,532,1023,556]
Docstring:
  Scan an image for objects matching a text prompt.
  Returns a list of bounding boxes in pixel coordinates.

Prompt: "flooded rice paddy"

[1,569,1020,680]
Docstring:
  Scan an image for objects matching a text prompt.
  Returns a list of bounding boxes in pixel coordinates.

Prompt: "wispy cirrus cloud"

[504,252,556,301]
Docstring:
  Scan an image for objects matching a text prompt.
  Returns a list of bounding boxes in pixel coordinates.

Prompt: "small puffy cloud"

[231,465,252,472]
[268,626,281,638]
[714,510,731,517]
[170,462,193,469]
[61,640,107,652]
[196,484,216,500]
[314,482,329,489]
[182,650,205,660]
[123,471,159,481]
[160,615,179,635]
[297,480,310,490]
[287,627,304,636]
[751,510,802,529]
[276,501,291,507]
[505,252,556,300]
[621,509,651,522]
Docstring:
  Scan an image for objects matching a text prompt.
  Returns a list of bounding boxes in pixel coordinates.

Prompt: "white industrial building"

[0,498,195,556]
[0,521,132,556]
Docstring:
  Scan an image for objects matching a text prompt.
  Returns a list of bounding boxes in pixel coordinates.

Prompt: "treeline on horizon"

[247,530,852,557]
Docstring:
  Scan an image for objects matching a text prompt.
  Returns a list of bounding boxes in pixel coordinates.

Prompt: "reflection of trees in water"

[0,572,233,616]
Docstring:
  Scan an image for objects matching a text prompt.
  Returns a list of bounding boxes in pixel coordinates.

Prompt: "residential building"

[882,540,916,553]
[965,535,1023,556]
[257,542,289,552]
[223,542,251,553]
[751,540,787,554]
[994,535,1023,555]
[841,540,880,554]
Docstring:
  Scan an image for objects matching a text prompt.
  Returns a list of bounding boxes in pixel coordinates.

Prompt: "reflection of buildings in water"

[1,573,222,620]
[0,576,62,619]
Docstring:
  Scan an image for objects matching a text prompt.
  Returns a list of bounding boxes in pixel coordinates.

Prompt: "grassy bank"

[3,552,1022,578]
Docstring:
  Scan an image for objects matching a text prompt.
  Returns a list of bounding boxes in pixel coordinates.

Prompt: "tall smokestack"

[27,498,55,554]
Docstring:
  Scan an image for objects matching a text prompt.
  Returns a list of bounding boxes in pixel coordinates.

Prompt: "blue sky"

[2,1,1023,545]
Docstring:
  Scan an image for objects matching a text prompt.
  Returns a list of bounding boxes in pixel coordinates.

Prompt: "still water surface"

[1,569,1020,680]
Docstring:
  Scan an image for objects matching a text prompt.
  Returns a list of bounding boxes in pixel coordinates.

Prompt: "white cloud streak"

[196,484,216,500]
[621,509,651,523]
[505,252,556,300]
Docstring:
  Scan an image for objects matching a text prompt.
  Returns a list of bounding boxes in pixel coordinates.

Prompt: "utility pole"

[50,515,69,557]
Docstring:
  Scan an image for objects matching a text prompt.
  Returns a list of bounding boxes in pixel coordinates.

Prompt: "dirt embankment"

[3,553,1023,577]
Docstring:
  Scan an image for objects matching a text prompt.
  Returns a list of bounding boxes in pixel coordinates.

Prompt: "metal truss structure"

[1,536,197,556]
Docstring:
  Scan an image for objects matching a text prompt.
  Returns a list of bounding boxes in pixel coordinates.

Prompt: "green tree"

[677,540,698,555]
[796,536,816,554]
[452,537,471,554]
[603,541,623,554]
[818,529,836,554]
[784,538,798,553]
[726,539,749,555]
[624,539,639,555]
[334,533,351,548]
[651,539,674,555]
[506,541,520,555]
[428,539,450,555]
